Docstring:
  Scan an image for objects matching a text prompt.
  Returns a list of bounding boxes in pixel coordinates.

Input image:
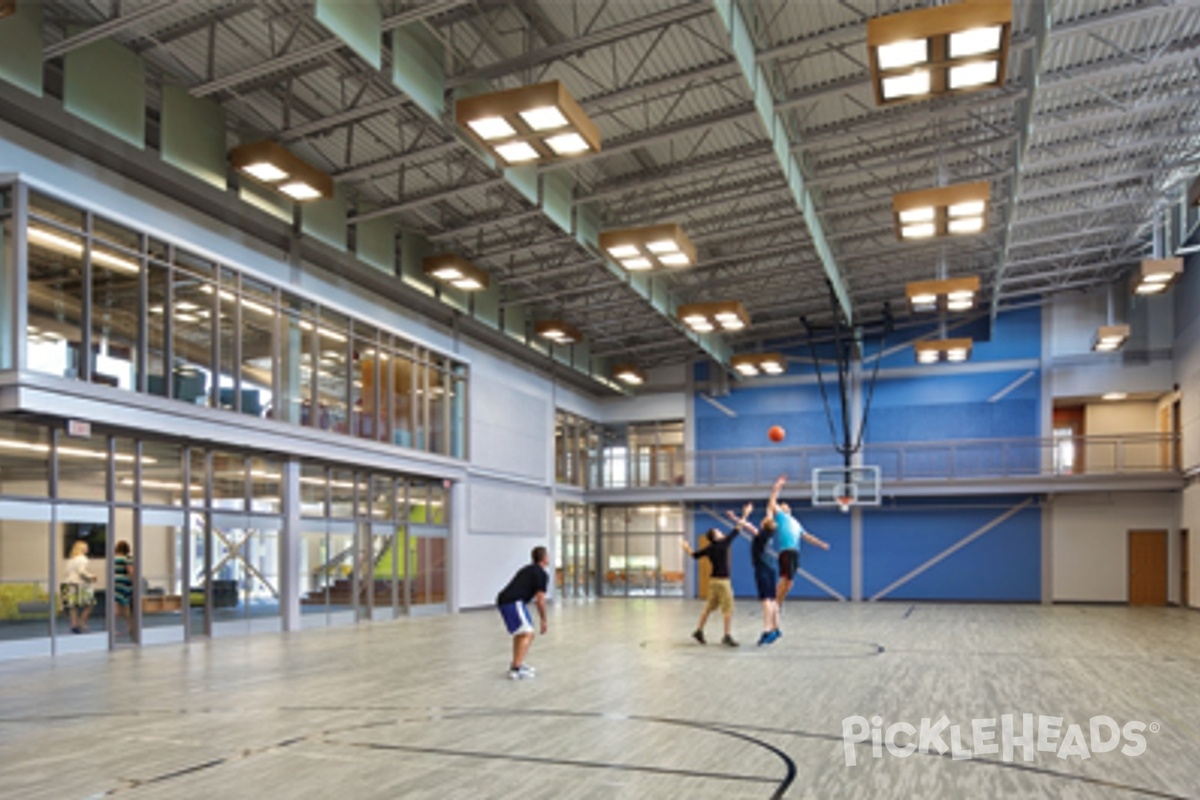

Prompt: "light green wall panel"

[575,206,600,250]
[440,285,469,314]
[553,344,572,366]
[161,85,226,189]
[0,2,43,97]
[302,183,349,252]
[315,0,381,69]
[506,165,538,206]
[392,22,444,120]
[399,229,434,296]
[504,304,527,342]
[64,36,145,149]
[474,283,500,328]
[572,340,591,374]
[239,181,292,223]
[355,213,395,275]
[542,171,574,234]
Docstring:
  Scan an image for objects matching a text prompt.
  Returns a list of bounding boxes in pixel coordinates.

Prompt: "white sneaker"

[519,664,535,674]
[509,665,535,680]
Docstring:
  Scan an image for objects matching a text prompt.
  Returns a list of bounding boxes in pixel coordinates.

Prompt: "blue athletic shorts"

[498,601,533,635]
[754,565,776,600]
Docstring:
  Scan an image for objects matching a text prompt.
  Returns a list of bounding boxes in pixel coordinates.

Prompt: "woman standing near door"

[61,541,97,634]
[114,541,137,642]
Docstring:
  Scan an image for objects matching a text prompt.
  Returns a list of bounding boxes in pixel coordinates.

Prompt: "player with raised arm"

[759,475,830,639]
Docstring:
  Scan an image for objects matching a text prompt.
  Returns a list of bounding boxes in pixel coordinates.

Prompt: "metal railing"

[590,433,1180,490]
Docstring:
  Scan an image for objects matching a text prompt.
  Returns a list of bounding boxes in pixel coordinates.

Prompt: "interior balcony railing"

[591,433,1181,491]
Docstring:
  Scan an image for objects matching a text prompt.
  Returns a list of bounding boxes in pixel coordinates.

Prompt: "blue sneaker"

[766,629,782,644]
[757,631,770,646]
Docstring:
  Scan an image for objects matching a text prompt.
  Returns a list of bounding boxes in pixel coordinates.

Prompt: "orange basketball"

[768,425,786,443]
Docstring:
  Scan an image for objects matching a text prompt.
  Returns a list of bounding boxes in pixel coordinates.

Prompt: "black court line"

[709,720,1195,800]
[640,636,886,659]
[903,604,916,619]
[55,706,792,799]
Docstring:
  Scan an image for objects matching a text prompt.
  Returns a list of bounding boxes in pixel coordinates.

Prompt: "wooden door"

[1182,530,1189,608]
[1128,530,1168,606]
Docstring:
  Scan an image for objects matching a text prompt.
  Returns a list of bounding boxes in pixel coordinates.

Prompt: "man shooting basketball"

[761,474,830,635]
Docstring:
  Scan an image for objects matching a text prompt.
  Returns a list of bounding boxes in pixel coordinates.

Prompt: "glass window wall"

[7,184,467,459]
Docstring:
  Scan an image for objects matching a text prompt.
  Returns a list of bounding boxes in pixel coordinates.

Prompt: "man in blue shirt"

[760,475,830,637]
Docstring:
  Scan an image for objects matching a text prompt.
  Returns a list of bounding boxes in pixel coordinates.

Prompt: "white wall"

[1051,492,1179,603]
[1173,251,1200,607]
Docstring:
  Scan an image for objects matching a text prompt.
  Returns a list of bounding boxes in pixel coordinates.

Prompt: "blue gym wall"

[687,307,1045,603]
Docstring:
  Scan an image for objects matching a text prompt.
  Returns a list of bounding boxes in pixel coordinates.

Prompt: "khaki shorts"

[705,578,734,614]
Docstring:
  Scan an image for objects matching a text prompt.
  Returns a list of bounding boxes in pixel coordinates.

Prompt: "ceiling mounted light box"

[455,80,601,165]
[915,337,972,364]
[422,254,489,291]
[1131,258,1182,295]
[676,301,749,334]
[906,275,981,313]
[893,182,989,241]
[612,364,646,386]
[229,140,333,202]
[0,0,15,19]
[599,223,697,271]
[1189,176,1200,207]
[535,319,582,345]
[1092,324,1130,353]
[867,0,1011,105]
[731,352,786,377]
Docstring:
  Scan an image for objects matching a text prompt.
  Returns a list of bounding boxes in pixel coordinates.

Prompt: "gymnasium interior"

[1,1,1199,797]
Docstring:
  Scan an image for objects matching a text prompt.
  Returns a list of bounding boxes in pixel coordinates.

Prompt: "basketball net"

[835,496,854,514]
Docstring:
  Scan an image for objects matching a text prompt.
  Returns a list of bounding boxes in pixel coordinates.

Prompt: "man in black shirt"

[496,546,550,680]
[680,524,742,647]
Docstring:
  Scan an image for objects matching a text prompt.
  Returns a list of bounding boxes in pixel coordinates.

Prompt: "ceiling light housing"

[1131,257,1183,296]
[676,301,750,334]
[1102,392,1128,401]
[535,319,583,345]
[1091,324,1130,353]
[1189,175,1200,207]
[229,140,333,202]
[612,364,646,386]
[867,0,1012,106]
[893,182,990,240]
[731,352,787,378]
[422,254,489,292]
[456,81,601,165]
[905,275,981,314]
[914,337,973,365]
[599,223,698,272]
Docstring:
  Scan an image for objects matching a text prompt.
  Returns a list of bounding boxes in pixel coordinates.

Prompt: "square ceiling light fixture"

[731,352,786,377]
[1131,258,1183,295]
[535,319,583,345]
[229,140,333,202]
[422,254,489,291]
[915,337,972,364]
[456,80,601,165]
[893,182,989,241]
[677,301,750,334]
[612,364,646,386]
[0,1,16,19]
[906,275,981,313]
[1092,324,1130,353]
[867,0,1012,105]
[599,223,697,271]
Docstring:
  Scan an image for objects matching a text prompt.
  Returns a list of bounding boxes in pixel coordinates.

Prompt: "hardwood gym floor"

[0,600,1197,799]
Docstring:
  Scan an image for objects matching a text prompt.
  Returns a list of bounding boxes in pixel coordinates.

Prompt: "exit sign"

[66,420,91,438]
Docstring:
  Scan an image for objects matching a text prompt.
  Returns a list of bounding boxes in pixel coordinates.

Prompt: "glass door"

[207,512,282,637]
[139,509,186,646]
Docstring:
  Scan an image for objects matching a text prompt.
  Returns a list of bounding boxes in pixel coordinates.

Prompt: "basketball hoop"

[835,496,854,514]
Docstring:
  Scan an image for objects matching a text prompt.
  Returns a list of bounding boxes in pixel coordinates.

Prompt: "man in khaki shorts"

[680,525,742,647]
